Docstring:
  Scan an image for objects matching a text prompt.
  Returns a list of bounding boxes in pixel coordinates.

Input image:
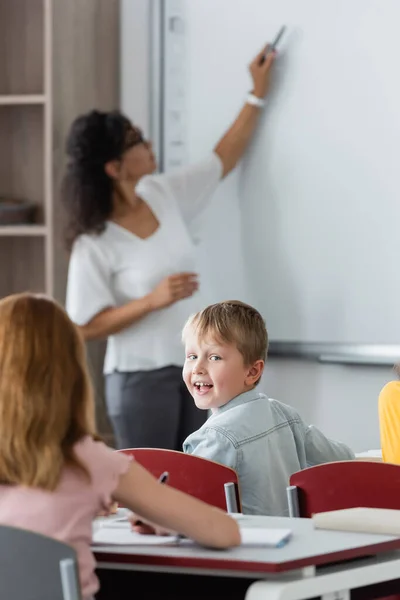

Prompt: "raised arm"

[214,47,276,177]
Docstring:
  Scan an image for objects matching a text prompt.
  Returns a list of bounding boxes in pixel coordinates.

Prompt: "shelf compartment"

[0,237,45,298]
[0,105,45,224]
[0,0,44,95]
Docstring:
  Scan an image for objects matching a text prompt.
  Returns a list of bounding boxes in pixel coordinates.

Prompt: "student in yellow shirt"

[378,374,400,463]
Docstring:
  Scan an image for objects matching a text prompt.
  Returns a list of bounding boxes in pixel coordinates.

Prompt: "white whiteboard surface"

[162,0,400,345]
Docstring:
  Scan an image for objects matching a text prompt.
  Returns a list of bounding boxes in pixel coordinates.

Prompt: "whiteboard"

[160,0,400,346]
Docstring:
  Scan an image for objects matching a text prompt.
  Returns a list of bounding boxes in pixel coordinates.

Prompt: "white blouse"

[66,153,223,374]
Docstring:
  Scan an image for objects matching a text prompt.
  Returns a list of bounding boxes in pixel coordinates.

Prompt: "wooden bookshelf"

[0,95,46,105]
[0,225,48,236]
[0,0,47,296]
[0,0,119,293]
[0,0,119,441]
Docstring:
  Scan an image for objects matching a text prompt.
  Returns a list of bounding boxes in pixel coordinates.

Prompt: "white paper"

[178,527,292,548]
[239,527,292,547]
[92,517,292,548]
[92,524,178,546]
[93,507,131,527]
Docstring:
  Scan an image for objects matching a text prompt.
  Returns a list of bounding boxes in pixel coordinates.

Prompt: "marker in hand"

[260,25,286,64]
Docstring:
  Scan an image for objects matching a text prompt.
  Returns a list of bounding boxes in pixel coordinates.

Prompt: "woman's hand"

[79,272,198,340]
[249,44,276,99]
[149,272,199,310]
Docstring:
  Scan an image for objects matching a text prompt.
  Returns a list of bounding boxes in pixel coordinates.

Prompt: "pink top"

[0,436,130,598]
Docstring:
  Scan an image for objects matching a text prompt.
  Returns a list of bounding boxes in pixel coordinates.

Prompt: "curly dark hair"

[61,109,144,250]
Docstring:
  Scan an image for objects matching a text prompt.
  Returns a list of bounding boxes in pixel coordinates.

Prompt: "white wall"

[120,0,151,134]
[260,360,392,452]
[120,0,393,454]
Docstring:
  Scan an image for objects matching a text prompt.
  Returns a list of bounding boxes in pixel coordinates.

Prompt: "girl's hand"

[97,501,118,517]
[249,44,276,98]
[129,513,175,537]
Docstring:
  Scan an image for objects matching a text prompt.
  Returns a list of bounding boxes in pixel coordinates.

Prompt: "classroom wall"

[120,0,392,453]
[261,360,391,452]
[120,0,151,135]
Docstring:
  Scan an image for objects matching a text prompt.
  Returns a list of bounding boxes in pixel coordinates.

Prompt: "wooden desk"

[94,516,400,600]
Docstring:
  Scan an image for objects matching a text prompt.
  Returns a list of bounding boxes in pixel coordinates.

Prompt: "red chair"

[287,461,400,600]
[287,460,400,518]
[117,448,242,512]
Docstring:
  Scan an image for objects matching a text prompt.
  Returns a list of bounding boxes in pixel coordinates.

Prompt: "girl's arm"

[113,461,241,549]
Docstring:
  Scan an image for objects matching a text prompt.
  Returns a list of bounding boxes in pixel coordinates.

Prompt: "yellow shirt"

[379,380,400,464]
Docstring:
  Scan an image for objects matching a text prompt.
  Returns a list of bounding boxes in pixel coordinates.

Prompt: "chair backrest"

[0,525,81,600]
[288,460,400,518]
[118,448,241,512]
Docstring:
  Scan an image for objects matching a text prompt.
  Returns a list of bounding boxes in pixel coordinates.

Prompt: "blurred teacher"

[63,46,275,450]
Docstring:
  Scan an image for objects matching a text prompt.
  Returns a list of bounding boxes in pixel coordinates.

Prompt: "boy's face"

[183,327,264,412]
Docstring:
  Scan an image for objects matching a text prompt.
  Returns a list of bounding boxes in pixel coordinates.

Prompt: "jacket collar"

[214,389,265,415]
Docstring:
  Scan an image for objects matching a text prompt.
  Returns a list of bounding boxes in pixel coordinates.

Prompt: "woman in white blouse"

[63,47,275,450]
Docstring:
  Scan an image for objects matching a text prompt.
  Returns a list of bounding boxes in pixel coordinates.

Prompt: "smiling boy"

[182,300,355,515]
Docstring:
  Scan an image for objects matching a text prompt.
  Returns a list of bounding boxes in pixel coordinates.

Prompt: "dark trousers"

[105,365,206,450]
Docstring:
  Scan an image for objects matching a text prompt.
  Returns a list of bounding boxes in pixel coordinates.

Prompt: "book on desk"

[313,507,400,535]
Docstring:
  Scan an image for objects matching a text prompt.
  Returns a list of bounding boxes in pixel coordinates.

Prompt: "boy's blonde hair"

[0,293,97,491]
[183,300,268,368]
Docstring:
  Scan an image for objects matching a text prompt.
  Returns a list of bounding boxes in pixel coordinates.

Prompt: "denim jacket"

[183,390,355,516]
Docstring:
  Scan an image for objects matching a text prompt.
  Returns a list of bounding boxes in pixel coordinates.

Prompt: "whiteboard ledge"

[268,343,400,367]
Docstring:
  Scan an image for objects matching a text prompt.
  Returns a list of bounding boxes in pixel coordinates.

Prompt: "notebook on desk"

[93,527,179,546]
[92,520,292,548]
[313,507,400,535]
